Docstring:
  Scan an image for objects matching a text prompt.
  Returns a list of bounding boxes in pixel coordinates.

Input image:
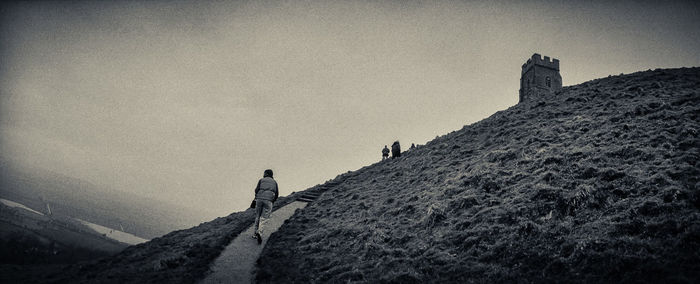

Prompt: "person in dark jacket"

[382,145,390,160]
[391,141,401,158]
[253,169,278,244]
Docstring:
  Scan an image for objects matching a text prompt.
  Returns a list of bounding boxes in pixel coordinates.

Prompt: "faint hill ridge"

[30,67,699,283]
[0,162,205,238]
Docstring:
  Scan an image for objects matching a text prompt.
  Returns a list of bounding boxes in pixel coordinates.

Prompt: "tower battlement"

[522,53,560,74]
[519,53,562,103]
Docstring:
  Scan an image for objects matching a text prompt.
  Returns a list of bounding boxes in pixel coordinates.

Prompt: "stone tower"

[519,53,562,103]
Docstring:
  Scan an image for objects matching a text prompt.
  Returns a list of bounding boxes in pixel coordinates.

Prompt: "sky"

[1,0,699,221]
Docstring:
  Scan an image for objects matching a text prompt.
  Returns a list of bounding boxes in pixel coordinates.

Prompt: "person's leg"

[257,200,273,237]
[254,200,263,237]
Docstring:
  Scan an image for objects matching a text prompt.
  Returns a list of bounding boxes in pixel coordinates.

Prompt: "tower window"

[546,76,551,87]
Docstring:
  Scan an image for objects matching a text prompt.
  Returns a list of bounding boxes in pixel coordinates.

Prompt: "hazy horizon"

[1,0,699,221]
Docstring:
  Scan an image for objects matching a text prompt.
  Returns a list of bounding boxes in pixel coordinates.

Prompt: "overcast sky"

[1,0,699,220]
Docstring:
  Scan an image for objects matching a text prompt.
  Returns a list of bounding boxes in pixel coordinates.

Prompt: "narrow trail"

[200,201,308,284]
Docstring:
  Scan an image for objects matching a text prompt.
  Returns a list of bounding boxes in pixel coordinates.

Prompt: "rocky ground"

[255,68,700,283]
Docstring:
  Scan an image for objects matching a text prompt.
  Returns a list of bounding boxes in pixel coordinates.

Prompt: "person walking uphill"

[253,169,278,244]
[382,145,390,161]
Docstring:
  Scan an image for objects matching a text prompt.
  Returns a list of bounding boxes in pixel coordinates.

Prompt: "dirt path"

[200,201,307,284]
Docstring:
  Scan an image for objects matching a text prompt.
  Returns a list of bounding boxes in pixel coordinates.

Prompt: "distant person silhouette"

[253,169,278,244]
[410,143,415,150]
[382,145,390,160]
[391,141,401,158]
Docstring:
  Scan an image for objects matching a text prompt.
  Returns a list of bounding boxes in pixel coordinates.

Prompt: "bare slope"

[256,68,700,283]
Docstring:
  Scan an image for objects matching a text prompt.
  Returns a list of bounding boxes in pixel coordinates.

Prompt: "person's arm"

[255,179,261,194]
[273,181,279,202]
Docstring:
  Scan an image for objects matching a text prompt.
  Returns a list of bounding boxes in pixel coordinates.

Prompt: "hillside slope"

[256,68,700,283]
[4,192,305,283]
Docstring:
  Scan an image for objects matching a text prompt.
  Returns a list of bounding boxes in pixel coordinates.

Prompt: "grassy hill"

[10,67,698,283]
[255,67,700,282]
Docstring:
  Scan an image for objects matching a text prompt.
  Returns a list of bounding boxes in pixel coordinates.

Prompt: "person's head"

[264,169,273,178]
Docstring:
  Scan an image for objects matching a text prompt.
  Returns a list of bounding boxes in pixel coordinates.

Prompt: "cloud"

[1,0,699,220]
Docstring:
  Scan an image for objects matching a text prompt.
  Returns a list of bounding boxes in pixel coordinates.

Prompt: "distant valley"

[0,161,206,239]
